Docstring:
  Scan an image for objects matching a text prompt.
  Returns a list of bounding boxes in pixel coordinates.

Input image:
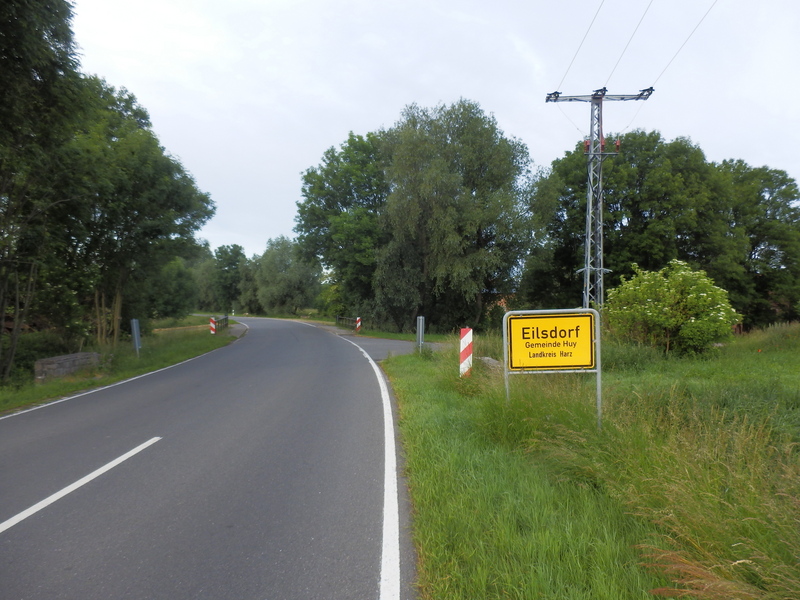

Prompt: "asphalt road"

[0,318,417,599]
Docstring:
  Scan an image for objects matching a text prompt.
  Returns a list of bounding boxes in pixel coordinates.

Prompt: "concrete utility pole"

[546,87,653,308]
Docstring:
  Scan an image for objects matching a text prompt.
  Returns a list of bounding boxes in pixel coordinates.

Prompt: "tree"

[237,254,263,315]
[605,260,740,354]
[145,258,198,320]
[1,0,82,379]
[188,242,218,312]
[0,0,77,128]
[255,237,320,314]
[16,77,215,348]
[523,131,723,307]
[376,99,533,330]
[316,275,346,317]
[373,237,424,330]
[719,160,800,326]
[54,78,214,344]
[295,132,388,310]
[212,244,245,314]
[517,163,584,310]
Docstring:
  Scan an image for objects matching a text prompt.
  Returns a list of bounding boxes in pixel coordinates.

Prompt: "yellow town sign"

[505,311,596,371]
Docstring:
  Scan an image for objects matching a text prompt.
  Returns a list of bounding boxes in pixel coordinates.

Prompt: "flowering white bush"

[605,260,741,354]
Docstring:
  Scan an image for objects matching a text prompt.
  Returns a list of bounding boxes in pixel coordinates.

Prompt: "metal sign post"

[416,316,425,352]
[130,318,142,358]
[503,308,602,429]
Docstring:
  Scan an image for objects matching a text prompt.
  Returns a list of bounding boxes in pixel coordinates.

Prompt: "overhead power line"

[547,0,719,146]
[615,0,719,135]
[605,0,655,87]
[652,0,719,86]
[556,0,605,93]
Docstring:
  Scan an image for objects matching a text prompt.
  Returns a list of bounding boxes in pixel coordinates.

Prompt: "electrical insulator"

[584,140,590,153]
[601,137,606,152]
[615,139,621,152]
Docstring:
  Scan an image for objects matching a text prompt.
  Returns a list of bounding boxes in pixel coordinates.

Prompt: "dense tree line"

[294,104,799,332]
[520,131,800,328]
[1,1,213,381]
[96,109,799,337]
[190,238,320,318]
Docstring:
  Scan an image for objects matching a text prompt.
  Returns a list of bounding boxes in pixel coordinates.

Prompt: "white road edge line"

[342,337,401,600]
[0,437,162,535]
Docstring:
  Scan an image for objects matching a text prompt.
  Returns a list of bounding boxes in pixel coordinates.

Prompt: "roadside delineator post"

[460,328,473,377]
[356,316,362,333]
[131,318,141,358]
[210,317,216,335]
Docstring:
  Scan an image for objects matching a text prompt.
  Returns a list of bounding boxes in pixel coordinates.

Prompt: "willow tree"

[375,99,533,330]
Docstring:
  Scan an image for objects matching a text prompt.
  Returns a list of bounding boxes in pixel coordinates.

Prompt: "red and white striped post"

[209,317,216,335]
[460,328,473,377]
[356,316,362,333]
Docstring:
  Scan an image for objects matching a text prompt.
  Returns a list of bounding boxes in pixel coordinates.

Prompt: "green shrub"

[605,260,740,354]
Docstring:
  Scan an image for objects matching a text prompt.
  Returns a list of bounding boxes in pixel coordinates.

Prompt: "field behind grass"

[384,323,800,599]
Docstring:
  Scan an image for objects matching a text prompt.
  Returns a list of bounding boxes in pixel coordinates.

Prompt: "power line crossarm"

[545,87,654,103]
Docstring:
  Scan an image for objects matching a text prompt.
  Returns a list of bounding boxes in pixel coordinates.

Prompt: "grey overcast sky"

[71,0,800,258]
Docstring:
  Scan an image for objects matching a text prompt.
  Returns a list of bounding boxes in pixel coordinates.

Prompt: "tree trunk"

[111,286,123,347]
[0,267,9,379]
[1,262,38,382]
[472,292,484,329]
[95,289,108,346]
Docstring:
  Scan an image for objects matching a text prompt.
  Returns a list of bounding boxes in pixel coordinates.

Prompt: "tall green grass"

[386,352,667,599]
[385,323,800,599]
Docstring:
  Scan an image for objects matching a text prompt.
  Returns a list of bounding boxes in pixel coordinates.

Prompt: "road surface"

[0,317,416,599]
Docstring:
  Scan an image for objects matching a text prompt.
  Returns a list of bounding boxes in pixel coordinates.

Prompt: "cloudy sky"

[71,0,800,258]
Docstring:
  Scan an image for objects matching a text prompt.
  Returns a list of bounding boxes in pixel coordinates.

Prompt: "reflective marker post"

[503,308,602,429]
[459,328,473,377]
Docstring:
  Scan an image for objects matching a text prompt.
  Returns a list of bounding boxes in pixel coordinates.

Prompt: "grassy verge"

[384,323,800,599]
[0,320,236,415]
